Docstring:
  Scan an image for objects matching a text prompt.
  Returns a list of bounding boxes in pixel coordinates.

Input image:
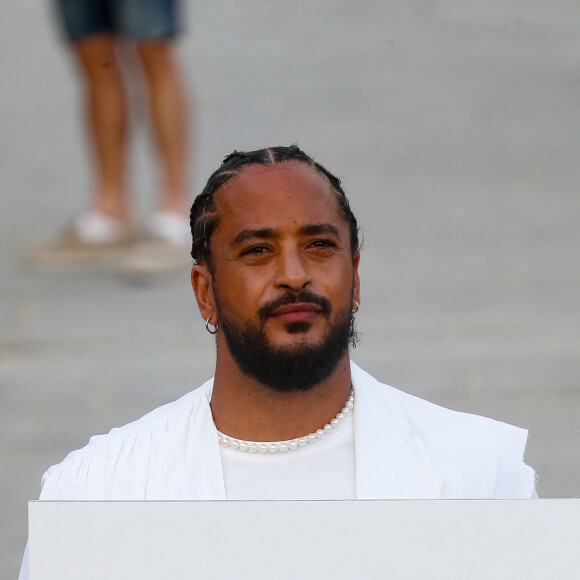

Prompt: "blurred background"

[2,1,579,577]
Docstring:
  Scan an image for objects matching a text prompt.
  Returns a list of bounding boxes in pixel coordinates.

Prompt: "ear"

[191,265,218,324]
[352,253,361,307]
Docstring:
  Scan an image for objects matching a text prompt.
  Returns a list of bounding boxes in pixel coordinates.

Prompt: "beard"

[216,288,356,392]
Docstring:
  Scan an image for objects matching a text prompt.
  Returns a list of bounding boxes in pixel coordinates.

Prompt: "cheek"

[326,263,354,293]
[216,269,269,311]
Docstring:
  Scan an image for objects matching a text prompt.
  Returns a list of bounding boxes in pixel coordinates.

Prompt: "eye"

[308,239,337,249]
[241,244,272,256]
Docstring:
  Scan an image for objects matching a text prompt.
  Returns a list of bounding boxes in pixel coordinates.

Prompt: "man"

[19,145,536,577]
[33,0,190,264]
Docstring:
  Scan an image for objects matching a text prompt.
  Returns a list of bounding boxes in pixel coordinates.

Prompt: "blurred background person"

[36,0,190,262]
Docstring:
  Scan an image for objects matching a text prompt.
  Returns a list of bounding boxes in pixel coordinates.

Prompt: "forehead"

[213,162,346,236]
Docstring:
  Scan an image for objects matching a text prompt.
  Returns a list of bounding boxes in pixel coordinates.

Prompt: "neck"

[209,343,352,442]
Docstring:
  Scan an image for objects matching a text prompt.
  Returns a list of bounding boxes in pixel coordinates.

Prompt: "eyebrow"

[231,228,277,246]
[298,223,341,239]
[230,223,342,247]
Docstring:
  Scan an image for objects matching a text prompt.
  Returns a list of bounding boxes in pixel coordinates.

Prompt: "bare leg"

[136,40,189,216]
[74,34,130,222]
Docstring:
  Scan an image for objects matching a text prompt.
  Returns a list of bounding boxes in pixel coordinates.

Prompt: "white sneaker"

[148,211,191,247]
[74,211,129,245]
[117,212,192,280]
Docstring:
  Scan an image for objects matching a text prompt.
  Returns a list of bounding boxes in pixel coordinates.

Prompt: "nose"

[274,247,311,292]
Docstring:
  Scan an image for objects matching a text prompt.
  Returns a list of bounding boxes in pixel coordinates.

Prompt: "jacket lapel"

[144,380,227,500]
[351,362,443,499]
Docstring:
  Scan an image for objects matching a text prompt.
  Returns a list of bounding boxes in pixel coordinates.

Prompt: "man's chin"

[267,318,329,341]
[267,328,326,351]
[219,307,354,392]
[284,320,312,334]
[271,342,323,359]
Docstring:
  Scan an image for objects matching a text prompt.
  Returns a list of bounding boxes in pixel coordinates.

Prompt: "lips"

[269,302,323,322]
[258,290,331,323]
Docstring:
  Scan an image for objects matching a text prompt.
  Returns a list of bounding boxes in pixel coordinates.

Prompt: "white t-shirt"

[219,413,356,500]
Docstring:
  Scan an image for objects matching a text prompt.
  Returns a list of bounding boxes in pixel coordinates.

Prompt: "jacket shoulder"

[39,381,212,500]
[350,362,536,498]
[389,384,535,498]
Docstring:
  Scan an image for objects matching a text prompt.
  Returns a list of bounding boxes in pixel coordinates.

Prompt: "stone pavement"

[2,1,580,577]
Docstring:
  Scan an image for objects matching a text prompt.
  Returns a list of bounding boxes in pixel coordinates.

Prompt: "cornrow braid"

[190,145,360,267]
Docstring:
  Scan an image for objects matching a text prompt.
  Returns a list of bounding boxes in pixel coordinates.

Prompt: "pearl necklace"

[217,389,354,454]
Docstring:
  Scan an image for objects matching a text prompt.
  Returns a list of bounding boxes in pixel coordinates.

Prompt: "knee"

[75,34,121,81]
[136,41,176,77]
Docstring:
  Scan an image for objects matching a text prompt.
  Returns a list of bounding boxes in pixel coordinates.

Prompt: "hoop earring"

[205,317,219,335]
[352,300,360,314]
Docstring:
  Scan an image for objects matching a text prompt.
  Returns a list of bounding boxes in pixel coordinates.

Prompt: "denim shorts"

[54,0,181,42]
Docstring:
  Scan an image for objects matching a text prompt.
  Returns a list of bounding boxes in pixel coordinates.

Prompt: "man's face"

[199,161,360,390]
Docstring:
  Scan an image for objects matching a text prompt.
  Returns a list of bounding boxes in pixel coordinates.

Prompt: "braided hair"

[190,145,360,267]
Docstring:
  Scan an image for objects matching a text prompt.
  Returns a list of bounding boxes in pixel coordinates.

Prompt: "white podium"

[29,500,580,579]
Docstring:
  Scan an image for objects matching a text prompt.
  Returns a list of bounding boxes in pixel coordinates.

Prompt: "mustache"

[258,290,332,321]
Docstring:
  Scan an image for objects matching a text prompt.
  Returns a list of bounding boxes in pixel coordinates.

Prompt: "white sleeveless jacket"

[19,362,536,579]
[37,361,535,501]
